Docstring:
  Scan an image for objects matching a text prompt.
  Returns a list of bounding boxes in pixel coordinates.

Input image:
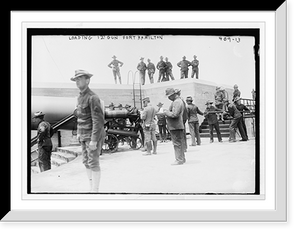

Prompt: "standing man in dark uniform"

[224,99,247,142]
[146,58,156,84]
[32,111,53,172]
[108,55,123,84]
[234,97,250,140]
[186,96,203,146]
[177,56,191,79]
[71,69,105,193]
[156,56,166,82]
[191,55,199,79]
[137,57,147,85]
[165,57,175,81]
[203,101,223,143]
[163,88,186,165]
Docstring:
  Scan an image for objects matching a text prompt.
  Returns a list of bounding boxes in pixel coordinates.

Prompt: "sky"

[32,34,256,98]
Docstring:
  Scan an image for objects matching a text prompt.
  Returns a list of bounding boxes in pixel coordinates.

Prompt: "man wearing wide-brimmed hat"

[234,96,250,140]
[191,55,199,79]
[32,111,53,172]
[163,88,186,165]
[108,55,123,84]
[71,69,105,192]
[156,102,167,143]
[156,56,166,83]
[137,57,147,85]
[141,97,158,155]
[177,56,191,79]
[186,96,203,146]
[203,100,223,143]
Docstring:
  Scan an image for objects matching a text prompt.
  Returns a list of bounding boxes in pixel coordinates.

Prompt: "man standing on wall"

[165,57,175,81]
[191,55,199,79]
[146,58,156,84]
[137,57,147,85]
[177,56,191,79]
[71,69,105,193]
[157,56,166,83]
[108,55,123,84]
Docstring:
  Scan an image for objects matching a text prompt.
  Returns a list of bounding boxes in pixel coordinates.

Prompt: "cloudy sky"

[32,34,255,98]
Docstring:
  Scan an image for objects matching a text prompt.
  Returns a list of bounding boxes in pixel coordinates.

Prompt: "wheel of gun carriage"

[102,133,119,153]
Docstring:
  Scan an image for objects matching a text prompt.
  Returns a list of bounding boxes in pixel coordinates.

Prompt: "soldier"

[186,96,203,146]
[203,101,223,143]
[191,55,199,79]
[163,88,186,165]
[233,84,241,100]
[108,55,123,84]
[156,56,166,82]
[71,69,105,192]
[32,111,53,172]
[141,97,158,155]
[137,57,147,85]
[156,102,167,143]
[224,99,247,142]
[146,59,156,84]
[214,86,226,122]
[165,57,175,81]
[177,56,191,79]
[234,97,250,140]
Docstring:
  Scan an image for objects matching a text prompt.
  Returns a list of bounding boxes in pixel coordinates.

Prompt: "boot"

[152,140,157,154]
[91,170,101,193]
[86,168,92,192]
[143,142,152,155]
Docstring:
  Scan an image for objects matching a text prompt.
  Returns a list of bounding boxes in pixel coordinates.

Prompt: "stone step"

[51,156,68,167]
[200,133,230,138]
[51,151,77,163]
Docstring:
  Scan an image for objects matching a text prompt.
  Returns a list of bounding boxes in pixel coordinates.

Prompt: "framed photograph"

[5,2,286,222]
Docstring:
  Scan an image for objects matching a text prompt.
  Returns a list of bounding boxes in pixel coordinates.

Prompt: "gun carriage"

[103,108,144,153]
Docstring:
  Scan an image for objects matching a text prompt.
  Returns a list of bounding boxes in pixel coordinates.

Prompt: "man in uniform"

[214,86,226,122]
[156,102,167,143]
[191,55,199,79]
[147,59,155,84]
[165,57,175,81]
[141,97,158,155]
[163,88,186,165]
[71,69,105,193]
[108,55,123,84]
[234,97,250,140]
[146,58,156,84]
[233,84,241,100]
[156,56,166,82]
[186,96,203,146]
[224,99,247,142]
[32,111,53,172]
[177,56,191,79]
[137,57,147,85]
[203,101,223,143]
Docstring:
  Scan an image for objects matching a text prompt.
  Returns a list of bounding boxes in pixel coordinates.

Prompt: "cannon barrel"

[107,128,139,137]
[105,109,130,119]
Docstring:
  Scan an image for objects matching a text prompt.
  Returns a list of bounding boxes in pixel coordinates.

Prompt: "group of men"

[108,55,200,85]
[32,69,252,193]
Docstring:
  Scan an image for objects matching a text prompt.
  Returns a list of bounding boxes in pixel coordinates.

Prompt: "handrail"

[31,113,75,147]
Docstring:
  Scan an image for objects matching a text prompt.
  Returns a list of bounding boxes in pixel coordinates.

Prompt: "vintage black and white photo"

[29,29,259,195]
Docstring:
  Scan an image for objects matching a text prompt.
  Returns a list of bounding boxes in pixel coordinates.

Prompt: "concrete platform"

[31,137,256,194]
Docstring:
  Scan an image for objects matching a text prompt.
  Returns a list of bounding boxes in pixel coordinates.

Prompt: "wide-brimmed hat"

[165,88,180,97]
[70,69,93,81]
[112,55,117,59]
[234,84,238,88]
[32,111,45,119]
[216,86,221,90]
[142,97,150,102]
[140,57,144,60]
[182,56,186,59]
[205,100,214,105]
[186,96,193,102]
[157,102,164,107]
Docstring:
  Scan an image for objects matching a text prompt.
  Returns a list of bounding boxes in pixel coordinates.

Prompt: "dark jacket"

[186,103,203,123]
[165,97,185,130]
[204,106,222,124]
[37,120,53,147]
[226,103,242,119]
[235,103,250,116]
